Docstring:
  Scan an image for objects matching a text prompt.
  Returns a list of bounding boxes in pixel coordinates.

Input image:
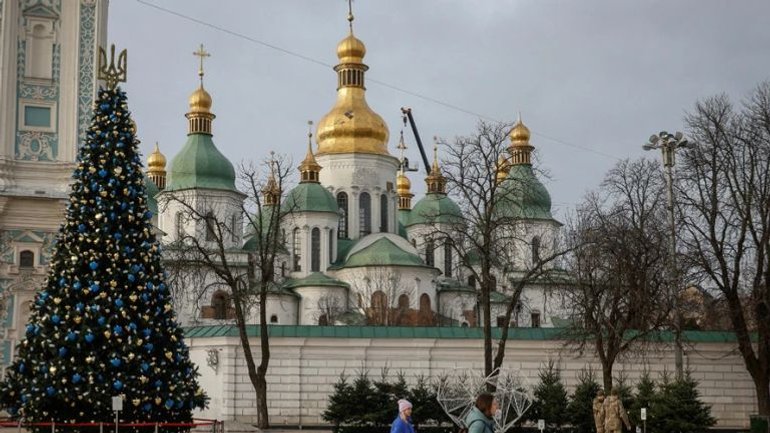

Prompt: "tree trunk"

[601,361,613,393]
[255,278,271,428]
[232,294,263,427]
[482,272,493,378]
[755,375,770,416]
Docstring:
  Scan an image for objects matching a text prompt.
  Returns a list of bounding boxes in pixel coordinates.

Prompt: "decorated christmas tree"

[0,46,206,425]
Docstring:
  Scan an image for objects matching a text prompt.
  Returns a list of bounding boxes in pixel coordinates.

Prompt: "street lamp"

[644,130,693,380]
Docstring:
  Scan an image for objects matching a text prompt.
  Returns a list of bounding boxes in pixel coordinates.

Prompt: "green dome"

[497,164,553,220]
[340,236,430,269]
[283,182,338,214]
[143,174,159,216]
[407,193,462,227]
[166,134,236,192]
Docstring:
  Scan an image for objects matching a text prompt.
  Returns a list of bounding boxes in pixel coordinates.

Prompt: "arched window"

[490,276,497,292]
[19,250,34,268]
[337,192,348,238]
[270,315,278,324]
[311,228,321,272]
[532,236,541,263]
[444,240,453,277]
[425,240,435,267]
[281,262,286,277]
[398,294,410,310]
[329,229,335,264]
[380,194,389,233]
[211,291,229,320]
[292,228,302,272]
[531,311,541,328]
[468,275,476,288]
[28,24,53,79]
[231,214,238,242]
[205,212,217,241]
[176,212,184,239]
[359,192,371,236]
[419,293,431,313]
[411,238,417,247]
[371,290,387,324]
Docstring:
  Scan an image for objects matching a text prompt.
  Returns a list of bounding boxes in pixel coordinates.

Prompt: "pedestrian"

[463,392,497,433]
[390,398,415,433]
[593,390,606,433]
[603,389,631,433]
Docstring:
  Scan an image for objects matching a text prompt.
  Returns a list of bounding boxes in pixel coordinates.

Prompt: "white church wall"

[188,334,757,429]
[294,286,348,326]
[262,294,298,325]
[316,153,400,239]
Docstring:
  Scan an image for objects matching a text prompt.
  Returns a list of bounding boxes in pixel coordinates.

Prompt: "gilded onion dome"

[496,155,511,185]
[396,170,413,210]
[315,12,389,155]
[147,142,167,190]
[509,115,533,165]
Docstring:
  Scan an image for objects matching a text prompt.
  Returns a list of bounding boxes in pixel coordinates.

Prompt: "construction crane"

[400,107,431,174]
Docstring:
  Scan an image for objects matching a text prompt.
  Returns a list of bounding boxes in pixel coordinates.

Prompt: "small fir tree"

[629,370,656,427]
[323,372,355,429]
[528,360,569,432]
[650,372,716,433]
[614,372,635,416]
[0,87,206,424]
[566,367,602,433]
[408,375,450,428]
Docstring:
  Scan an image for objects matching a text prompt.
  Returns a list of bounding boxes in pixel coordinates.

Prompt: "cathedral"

[0,1,566,369]
[149,14,566,330]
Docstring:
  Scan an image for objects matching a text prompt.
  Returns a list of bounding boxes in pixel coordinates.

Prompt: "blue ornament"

[175,400,184,409]
[72,373,82,384]
[25,324,34,334]
[146,282,154,290]
[144,343,154,352]
[98,317,106,326]
[141,293,149,302]
[18,363,25,373]
[113,325,123,336]
[90,282,100,293]
[58,347,67,357]
[78,223,87,233]
[115,299,124,308]
[154,380,162,388]
[141,362,149,372]
[113,380,123,391]
[142,329,151,337]
[89,261,99,270]
[142,403,152,412]
[85,333,95,343]
[51,315,60,324]
[128,322,137,331]
[114,232,122,240]
[75,302,84,312]
[164,399,174,409]
[98,169,108,178]
[46,386,56,396]
[110,358,121,367]
[73,280,82,290]
[66,331,76,342]
[59,277,67,286]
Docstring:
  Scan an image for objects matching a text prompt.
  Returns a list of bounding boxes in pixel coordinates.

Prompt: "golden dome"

[337,33,366,64]
[147,142,167,170]
[396,171,411,194]
[510,120,530,144]
[316,23,389,155]
[188,85,212,113]
[495,155,511,184]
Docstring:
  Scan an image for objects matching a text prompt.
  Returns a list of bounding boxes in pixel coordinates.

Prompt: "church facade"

[150,15,567,332]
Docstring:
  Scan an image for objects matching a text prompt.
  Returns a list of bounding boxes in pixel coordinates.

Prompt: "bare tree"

[160,155,292,429]
[350,266,414,326]
[677,84,770,416]
[316,294,346,325]
[426,120,571,376]
[562,158,672,391]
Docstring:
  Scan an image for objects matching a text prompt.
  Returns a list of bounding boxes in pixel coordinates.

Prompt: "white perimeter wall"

[188,335,757,429]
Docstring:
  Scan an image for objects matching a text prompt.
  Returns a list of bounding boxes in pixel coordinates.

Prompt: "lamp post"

[643,130,692,380]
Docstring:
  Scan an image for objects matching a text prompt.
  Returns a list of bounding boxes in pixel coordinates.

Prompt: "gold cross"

[346,0,354,31]
[193,44,211,81]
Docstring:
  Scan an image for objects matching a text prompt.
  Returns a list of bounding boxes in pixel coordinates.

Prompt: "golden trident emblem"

[97,44,127,89]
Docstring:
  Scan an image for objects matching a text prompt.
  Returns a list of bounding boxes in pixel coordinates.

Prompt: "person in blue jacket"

[464,393,497,433]
[390,398,415,433]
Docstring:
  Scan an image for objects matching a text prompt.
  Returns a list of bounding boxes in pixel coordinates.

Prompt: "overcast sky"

[110,0,770,218]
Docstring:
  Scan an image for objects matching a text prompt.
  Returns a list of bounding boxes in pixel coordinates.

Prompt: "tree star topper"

[97,44,127,90]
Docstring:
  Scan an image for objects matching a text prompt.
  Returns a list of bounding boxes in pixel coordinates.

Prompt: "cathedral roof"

[144,174,159,216]
[496,164,555,221]
[338,235,432,269]
[407,193,462,227]
[283,182,339,214]
[282,272,350,290]
[166,134,237,192]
